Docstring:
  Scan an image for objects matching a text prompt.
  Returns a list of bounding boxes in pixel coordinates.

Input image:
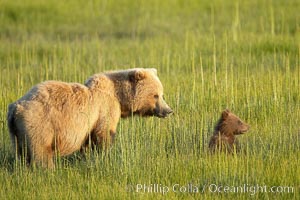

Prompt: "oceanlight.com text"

[128,183,294,196]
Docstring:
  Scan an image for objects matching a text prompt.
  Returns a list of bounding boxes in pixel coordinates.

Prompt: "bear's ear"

[129,69,146,82]
[222,109,231,119]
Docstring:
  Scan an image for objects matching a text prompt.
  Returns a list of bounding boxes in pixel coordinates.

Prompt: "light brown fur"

[209,109,250,154]
[7,68,172,168]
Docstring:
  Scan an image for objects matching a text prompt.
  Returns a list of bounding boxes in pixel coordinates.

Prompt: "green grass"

[0,0,300,199]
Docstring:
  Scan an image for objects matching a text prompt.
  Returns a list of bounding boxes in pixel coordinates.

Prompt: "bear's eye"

[238,120,243,125]
[154,94,159,99]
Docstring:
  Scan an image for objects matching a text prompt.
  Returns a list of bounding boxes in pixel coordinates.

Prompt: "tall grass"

[0,0,299,199]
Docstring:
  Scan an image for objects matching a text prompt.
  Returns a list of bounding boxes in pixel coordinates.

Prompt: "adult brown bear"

[7,68,173,168]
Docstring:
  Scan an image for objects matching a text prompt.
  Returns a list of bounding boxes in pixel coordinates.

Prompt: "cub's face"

[222,109,250,135]
[130,68,173,118]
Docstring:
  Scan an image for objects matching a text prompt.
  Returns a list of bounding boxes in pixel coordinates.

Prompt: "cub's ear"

[222,109,231,119]
[129,69,146,82]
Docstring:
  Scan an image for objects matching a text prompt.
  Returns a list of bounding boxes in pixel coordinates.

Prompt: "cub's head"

[215,109,250,135]
[128,68,173,118]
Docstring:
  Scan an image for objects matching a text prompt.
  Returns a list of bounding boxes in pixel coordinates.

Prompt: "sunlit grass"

[0,0,299,199]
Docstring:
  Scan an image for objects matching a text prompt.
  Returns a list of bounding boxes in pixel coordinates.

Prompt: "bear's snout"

[236,123,250,135]
[154,101,173,118]
[243,124,250,132]
[160,107,173,118]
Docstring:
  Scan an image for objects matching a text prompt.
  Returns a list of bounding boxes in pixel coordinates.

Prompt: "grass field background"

[0,0,299,199]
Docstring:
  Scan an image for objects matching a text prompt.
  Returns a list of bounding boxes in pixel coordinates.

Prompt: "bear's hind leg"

[12,134,32,166]
[31,143,55,169]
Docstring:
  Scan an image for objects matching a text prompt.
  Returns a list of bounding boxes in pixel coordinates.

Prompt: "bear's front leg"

[81,103,120,153]
[81,128,117,154]
[94,128,117,150]
[31,142,55,169]
[80,131,98,154]
[91,109,120,150]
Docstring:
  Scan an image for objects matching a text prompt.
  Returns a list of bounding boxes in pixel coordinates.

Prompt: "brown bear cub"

[209,109,250,154]
[7,68,173,168]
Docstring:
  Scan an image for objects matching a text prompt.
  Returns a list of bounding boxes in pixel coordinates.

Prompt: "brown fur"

[7,68,173,168]
[209,109,250,154]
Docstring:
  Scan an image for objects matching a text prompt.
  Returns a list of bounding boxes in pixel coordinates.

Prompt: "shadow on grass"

[0,146,112,172]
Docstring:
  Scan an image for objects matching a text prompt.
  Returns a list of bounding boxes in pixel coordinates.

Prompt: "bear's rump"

[16,100,95,155]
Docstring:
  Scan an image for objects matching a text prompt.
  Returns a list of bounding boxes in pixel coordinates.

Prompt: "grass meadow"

[0,0,299,199]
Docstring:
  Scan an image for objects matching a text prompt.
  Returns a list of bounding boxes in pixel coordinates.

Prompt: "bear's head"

[214,109,250,135]
[127,68,173,118]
